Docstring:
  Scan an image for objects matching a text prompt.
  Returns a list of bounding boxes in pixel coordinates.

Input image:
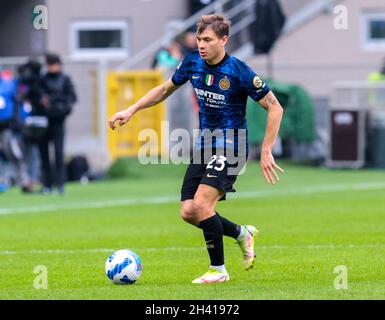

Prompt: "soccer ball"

[105,249,142,284]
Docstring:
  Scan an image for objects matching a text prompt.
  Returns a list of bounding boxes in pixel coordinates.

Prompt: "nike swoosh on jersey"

[207,174,218,178]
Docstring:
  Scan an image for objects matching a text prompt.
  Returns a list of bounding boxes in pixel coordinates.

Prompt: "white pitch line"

[1,181,385,216]
[0,195,179,216]
[1,243,385,255]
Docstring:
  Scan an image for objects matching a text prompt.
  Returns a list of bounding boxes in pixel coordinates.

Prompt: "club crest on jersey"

[253,76,264,89]
[219,77,230,90]
[205,74,214,86]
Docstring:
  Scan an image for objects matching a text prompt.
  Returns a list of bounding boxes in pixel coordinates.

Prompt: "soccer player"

[109,14,284,284]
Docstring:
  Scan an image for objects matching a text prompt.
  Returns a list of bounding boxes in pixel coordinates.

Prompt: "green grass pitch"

[0,160,385,300]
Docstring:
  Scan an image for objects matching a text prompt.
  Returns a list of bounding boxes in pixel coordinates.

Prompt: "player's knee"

[180,203,196,224]
[180,200,211,225]
[192,200,210,217]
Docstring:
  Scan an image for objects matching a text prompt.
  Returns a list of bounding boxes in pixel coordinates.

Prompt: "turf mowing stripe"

[1,181,385,216]
[1,244,385,255]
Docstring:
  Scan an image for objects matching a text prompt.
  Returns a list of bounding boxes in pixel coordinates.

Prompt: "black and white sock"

[216,211,241,239]
[198,214,224,267]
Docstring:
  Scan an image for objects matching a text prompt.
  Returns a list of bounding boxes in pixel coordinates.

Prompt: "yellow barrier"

[107,71,165,159]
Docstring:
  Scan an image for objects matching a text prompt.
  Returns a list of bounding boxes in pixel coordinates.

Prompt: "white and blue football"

[105,249,142,284]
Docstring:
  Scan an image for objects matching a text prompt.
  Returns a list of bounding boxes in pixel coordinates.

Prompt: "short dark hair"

[45,53,62,65]
[196,14,231,38]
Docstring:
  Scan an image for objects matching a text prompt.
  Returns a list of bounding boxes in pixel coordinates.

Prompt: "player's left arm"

[258,90,285,185]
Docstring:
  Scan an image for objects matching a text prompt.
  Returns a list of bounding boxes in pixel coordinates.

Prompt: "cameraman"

[39,53,77,194]
[0,69,33,193]
[17,60,46,186]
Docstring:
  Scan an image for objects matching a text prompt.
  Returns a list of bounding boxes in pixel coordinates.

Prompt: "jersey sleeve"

[171,56,189,86]
[241,65,270,102]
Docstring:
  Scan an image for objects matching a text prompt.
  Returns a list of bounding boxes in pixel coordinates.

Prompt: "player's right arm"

[108,78,179,130]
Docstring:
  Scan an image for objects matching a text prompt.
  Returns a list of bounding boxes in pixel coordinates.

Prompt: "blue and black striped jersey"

[171,50,270,152]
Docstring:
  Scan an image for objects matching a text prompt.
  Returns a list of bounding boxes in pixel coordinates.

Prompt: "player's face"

[196,29,228,63]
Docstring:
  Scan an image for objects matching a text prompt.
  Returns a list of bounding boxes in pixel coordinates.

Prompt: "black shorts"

[180,153,244,202]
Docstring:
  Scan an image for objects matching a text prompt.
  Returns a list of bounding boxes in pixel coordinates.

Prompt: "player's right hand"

[108,109,133,130]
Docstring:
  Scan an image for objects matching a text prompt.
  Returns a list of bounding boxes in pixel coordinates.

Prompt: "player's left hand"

[260,150,284,185]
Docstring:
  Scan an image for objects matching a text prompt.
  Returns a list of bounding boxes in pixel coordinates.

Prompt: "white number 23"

[206,155,227,171]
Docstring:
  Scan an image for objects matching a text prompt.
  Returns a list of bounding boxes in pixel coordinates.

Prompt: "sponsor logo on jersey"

[194,88,226,108]
[194,88,225,101]
[253,76,264,89]
[205,74,214,86]
[219,77,230,90]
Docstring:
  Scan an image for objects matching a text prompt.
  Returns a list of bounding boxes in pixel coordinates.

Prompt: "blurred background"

[1,0,385,192]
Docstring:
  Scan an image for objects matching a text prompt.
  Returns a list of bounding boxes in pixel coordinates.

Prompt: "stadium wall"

[246,0,385,98]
